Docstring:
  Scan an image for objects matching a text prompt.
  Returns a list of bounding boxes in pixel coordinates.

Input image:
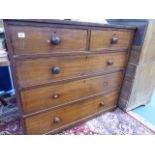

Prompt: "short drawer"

[24,91,119,135]
[21,71,123,113]
[9,26,87,54]
[90,29,134,51]
[15,52,127,88]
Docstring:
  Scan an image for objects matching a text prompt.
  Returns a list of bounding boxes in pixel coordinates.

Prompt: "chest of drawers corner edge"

[3,19,136,135]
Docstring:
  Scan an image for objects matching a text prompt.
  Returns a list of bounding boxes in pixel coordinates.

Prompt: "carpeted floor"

[0,100,154,135]
[59,108,155,135]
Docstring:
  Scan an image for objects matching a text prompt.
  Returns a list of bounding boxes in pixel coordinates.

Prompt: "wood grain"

[24,91,119,135]
[90,30,134,51]
[3,19,136,134]
[9,26,87,54]
[118,20,155,111]
[21,71,123,113]
[15,52,128,88]
[4,19,137,30]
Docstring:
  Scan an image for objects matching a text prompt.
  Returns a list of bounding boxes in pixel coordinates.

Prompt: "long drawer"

[21,71,123,114]
[90,29,134,51]
[15,52,127,88]
[9,26,87,54]
[24,91,119,135]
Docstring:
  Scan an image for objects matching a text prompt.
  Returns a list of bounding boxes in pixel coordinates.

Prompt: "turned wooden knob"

[53,117,60,124]
[107,59,113,65]
[53,94,60,99]
[111,36,118,44]
[99,101,105,107]
[52,66,60,74]
[50,35,61,45]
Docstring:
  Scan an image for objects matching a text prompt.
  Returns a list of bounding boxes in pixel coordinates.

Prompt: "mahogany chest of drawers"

[4,20,136,134]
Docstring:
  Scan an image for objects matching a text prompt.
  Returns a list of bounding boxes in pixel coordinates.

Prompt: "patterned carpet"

[0,101,154,135]
[59,108,155,135]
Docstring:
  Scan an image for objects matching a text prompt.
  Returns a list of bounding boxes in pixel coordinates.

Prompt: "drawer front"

[25,91,119,134]
[21,71,123,113]
[9,26,87,54]
[15,52,127,88]
[90,29,134,51]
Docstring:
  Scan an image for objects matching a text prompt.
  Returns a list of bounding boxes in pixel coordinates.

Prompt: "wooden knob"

[107,59,113,65]
[51,35,61,45]
[52,66,60,74]
[53,117,60,124]
[111,36,118,44]
[53,94,60,99]
[99,101,105,107]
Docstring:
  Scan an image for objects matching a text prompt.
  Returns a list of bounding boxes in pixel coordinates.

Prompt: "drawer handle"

[51,35,61,45]
[53,94,60,99]
[52,66,60,74]
[53,117,61,124]
[107,59,113,65]
[99,101,105,107]
[111,36,118,44]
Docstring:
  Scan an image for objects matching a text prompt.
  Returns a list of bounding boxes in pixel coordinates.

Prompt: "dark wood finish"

[24,91,119,135]
[3,21,28,134]
[3,19,136,135]
[22,89,119,118]
[8,26,87,54]
[21,71,123,114]
[5,19,137,30]
[15,52,127,88]
[46,105,116,135]
[90,30,134,51]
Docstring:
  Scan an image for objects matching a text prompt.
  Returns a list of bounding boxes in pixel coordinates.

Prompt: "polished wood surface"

[3,19,136,134]
[9,26,87,54]
[4,19,137,30]
[123,20,155,111]
[90,30,134,51]
[21,71,123,113]
[15,52,127,88]
[25,91,119,135]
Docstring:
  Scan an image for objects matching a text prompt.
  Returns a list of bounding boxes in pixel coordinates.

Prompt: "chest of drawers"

[4,20,136,134]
